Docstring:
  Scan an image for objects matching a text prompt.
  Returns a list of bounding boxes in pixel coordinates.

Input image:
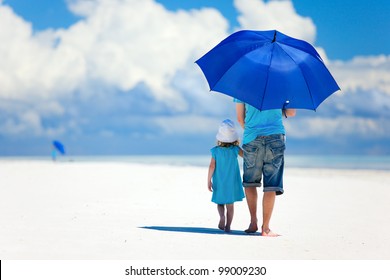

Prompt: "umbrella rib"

[277,44,316,110]
[259,46,274,111]
[209,56,242,90]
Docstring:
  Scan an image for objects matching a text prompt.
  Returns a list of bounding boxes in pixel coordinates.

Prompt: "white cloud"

[0,5,85,100]
[3,110,42,136]
[330,55,390,95]
[234,0,316,43]
[0,0,229,110]
[286,116,390,139]
[66,0,99,17]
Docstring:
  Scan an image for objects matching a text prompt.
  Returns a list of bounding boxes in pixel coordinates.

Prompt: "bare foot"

[224,226,231,233]
[218,217,225,230]
[261,228,280,237]
[244,222,258,233]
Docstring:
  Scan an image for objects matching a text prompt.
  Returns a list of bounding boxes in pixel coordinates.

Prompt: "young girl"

[207,119,244,232]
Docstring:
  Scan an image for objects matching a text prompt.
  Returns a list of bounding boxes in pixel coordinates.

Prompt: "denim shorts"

[242,134,285,195]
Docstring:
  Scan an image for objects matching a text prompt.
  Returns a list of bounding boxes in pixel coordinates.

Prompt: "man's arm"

[283,108,296,118]
[236,103,245,128]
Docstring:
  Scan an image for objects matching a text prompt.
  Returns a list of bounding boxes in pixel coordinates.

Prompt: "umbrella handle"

[282,101,290,118]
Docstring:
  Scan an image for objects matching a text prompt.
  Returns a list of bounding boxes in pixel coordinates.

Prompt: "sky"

[0,0,389,156]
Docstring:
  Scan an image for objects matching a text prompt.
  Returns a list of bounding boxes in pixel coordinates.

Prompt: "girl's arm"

[207,157,216,192]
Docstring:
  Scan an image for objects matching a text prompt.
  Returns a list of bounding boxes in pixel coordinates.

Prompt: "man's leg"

[261,191,279,237]
[261,134,285,237]
[244,187,258,233]
[242,137,264,234]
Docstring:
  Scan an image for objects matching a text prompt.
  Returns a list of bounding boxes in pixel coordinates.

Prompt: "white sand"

[0,160,389,260]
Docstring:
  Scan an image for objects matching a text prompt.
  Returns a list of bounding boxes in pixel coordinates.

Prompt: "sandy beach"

[1,159,389,260]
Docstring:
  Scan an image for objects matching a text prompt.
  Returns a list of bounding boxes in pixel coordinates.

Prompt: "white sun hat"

[216,119,239,143]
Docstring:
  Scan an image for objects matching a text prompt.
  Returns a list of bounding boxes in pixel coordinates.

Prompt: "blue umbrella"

[195,30,340,111]
[52,140,65,155]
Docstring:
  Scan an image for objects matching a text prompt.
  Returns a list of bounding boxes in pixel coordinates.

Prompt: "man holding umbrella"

[196,30,339,236]
[236,101,296,236]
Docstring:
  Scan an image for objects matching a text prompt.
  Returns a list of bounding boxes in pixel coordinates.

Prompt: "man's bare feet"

[261,228,280,237]
[224,226,231,233]
[218,217,225,230]
[244,222,258,233]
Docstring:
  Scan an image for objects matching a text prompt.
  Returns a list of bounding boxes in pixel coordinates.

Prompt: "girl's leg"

[225,203,234,232]
[217,204,225,230]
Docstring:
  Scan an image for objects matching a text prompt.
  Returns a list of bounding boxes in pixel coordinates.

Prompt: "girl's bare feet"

[218,217,225,230]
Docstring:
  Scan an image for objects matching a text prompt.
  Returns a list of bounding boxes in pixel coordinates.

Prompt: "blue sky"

[0,0,389,156]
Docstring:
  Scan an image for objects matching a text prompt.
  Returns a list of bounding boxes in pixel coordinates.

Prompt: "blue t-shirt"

[234,99,285,144]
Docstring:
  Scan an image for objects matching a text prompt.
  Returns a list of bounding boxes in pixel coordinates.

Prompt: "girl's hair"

[217,140,240,147]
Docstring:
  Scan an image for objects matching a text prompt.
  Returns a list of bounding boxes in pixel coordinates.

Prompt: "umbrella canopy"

[195,30,340,111]
[52,140,65,155]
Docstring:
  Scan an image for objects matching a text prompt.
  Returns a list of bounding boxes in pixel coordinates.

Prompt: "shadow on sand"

[140,226,261,236]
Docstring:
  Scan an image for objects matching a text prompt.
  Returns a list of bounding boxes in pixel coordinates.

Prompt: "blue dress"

[210,146,245,204]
